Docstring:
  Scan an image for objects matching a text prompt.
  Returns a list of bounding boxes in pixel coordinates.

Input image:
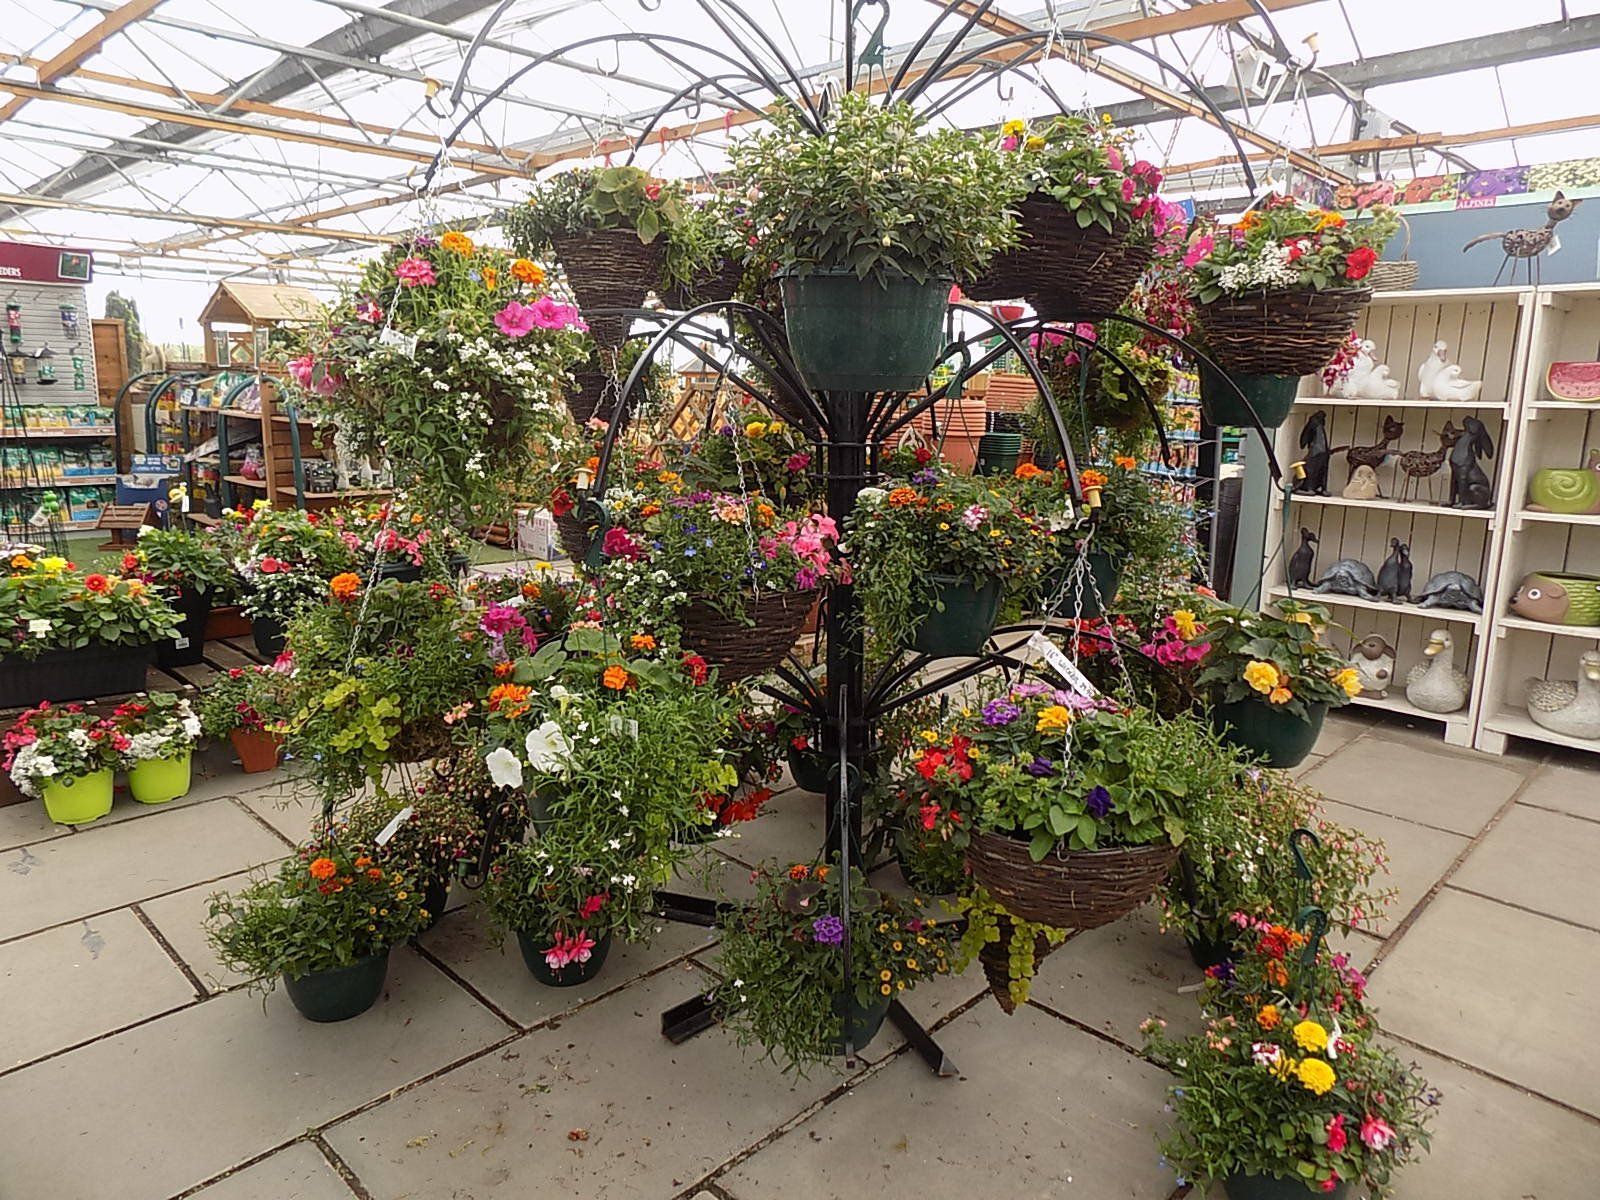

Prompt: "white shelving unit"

[1476,283,1600,757]
[1263,286,1535,748]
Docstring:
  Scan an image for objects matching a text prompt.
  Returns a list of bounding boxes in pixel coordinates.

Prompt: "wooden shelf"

[34,474,117,486]
[0,428,113,439]
[1482,707,1600,755]
[183,512,219,527]
[1267,586,1482,627]
[269,413,316,425]
[1528,398,1600,412]
[275,486,391,501]
[1369,285,1532,304]
[1515,510,1600,529]
[218,408,265,419]
[1295,395,1509,411]
[1497,614,1600,641]
[1288,493,1494,522]
[223,474,267,489]
[1347,688,1472,732]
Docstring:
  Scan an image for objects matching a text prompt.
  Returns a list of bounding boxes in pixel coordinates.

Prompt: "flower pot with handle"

[1211,698,1327,769]
[157,587,212,668]
[127,751,193,805]
[1223,1172,1350,1200]
[229,728,283,774]
[909,574,1003,658]
[515,928,613,987]
[780,269,951,394]
[787,744,832,794]
[1043,548,1124,620]
[282,950,390,1022]
[40,768,114,826]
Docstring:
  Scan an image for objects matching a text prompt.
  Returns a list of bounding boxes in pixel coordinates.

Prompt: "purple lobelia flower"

[1084,785,1113,818]
[811,914,845,946]
[981,698,1022,726]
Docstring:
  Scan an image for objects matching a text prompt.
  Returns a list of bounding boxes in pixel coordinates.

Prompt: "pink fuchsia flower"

[394,257,436,287]
[1325,1115,1348,1153]
[1359,1115,1395,1151]
[354,298,383,324]
[577,892,609,919]
[1181,235,1215,268]
[529,295,587,332]
[494,301,538,338]
[544,929,596,969]
[286,354,315,390]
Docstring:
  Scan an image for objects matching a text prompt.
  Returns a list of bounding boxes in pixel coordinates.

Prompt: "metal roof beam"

[0,190,397,244]
[0,0,165,123]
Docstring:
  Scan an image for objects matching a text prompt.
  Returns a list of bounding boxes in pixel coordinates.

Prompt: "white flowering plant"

[287,232,589,518]
[229,505,355,626]
[2,702,123,797]
[109,691,202,764]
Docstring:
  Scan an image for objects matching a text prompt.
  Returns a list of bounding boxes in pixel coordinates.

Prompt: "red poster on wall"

[0,241,93,284]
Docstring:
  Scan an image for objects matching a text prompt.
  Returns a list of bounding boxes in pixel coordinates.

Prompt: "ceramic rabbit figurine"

[1339,340,1400,400]
[1417,341,1483,403]
[1405,629,1469,714]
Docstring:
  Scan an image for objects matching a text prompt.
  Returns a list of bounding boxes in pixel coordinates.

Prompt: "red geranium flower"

[1344,246,1377,281]
[84,573,111,593]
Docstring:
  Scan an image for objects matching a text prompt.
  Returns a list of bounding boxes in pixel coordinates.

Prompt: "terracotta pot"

[912,396,989,473]
[229,728,283,774]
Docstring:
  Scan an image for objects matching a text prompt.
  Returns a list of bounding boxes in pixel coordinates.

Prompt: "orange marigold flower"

[367,867,383,880]
[639,501,662,518]
[1013,462,1047,480]
[813,865,830,880]
[754,502,776,528]
[329,572,362,601]
[1257,1003,1281,1030]
[440,230,475,256]
[493,661,516,678]
[309,857,337,881]
[887,487,920,508]
[511,258,544,285]
[520,581,542,599]
[354,855,372,869]
[630,633,657,651]
[482,266,499,290]
[487,682,532,711]
[1113,455,1138,470]
[1079,468,1109,490]
[601,664,632,691]
[787,864,810,881]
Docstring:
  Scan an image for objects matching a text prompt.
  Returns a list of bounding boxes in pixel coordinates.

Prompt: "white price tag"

[1028,631,1099,699]
[607,714,639,740]
[378,328,418,358]
[375,804,414,846]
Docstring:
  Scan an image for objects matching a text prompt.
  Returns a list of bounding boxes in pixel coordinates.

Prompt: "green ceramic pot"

[282,950,390,1022]
[127,751,193,805]
[515,928,613,987]
[910,574,1003,658]
[1223,1171,1350,1200]
[40,768,114,825]
[831,993,891,1054]
[1199,364,1300,429]
[1211,699,1327,769]
[780,269,951,394]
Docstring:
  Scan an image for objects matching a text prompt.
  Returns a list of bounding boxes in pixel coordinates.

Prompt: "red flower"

[915,749,945,780]
[1284,237,1307,263]
[551,488,574,518]
[258,557,282,575]
[681,653,709,685]
[914,446,933,465]
[919,802,941,831]
[644,181,662,201]
[84,573,111,593]
[577,892,609,919]
[121,553,140,572]
[1344,246,1377,281]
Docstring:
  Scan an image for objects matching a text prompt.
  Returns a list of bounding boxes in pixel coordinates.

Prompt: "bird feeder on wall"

[8,353,26,385]
[6,303,20,347]
[71,353,85,390]
[59,303,78,340]
[35,343,56,385]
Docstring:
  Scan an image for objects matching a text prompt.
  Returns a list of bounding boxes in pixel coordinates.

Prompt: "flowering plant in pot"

[0,552,180,704]
[731,93,1023,392]
[465,563,589,643]
[110,691,201,804]
[230,505,353,655]
[2,701,122,824]
[325,499,464,581]
[343,784,484,930]
[683,410,820,509]
[289,233,588,516]
[664,189,755,307]
[205,839,428,1021]
[121,524,239,666]
[1143,928,1436,1197]
[198,664,295,773]
[714,862,957,1074]
[1188,596,1360,768]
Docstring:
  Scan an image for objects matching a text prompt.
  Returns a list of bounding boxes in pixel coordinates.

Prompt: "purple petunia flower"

[981,699,1022,726]
[1024,756,1057,778]
[910,467,939,485]
[1085,785,1112,818]
[812,915,845,946]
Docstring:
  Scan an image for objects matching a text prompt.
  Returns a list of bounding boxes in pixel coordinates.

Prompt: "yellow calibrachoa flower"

[918,729,939,744]
[1171,609,1198,639]
[1001,118,1026,138]
[1243,660,1280,694]
[38,556,67,573]
[1036,705,1072,734]
[1296,1058,1337,1095]
[745,421,767,438]
[1293,1020,1329,1054]
[1332,667,1362,698]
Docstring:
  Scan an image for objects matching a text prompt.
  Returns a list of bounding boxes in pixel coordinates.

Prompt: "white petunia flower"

[484,746,524,789]
[524,720,573,773]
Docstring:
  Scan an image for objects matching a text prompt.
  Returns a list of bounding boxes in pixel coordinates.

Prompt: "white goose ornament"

[1527,650,1600,740]
[1405,629,1469,713]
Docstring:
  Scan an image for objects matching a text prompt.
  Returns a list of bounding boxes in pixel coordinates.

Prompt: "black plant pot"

[831,994,891,1054]
[1186,931,1236,971]
[420,874,451,932]
[515,928,613,987]
[282,951,390,1022]
[157,587,212,668]
[251,615,286,659]
[377,562,423,584]
[0,642,154,707]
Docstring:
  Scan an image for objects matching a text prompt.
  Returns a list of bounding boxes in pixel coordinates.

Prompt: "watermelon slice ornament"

[1548,361,1600,402]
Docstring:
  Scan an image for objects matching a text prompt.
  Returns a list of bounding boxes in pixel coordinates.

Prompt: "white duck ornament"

[1527,650,1600,740]
[1417,341,1483,404]
[1405,629,1469,713]
[1339,339,1400,400]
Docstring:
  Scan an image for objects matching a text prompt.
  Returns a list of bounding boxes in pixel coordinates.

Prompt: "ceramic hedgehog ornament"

[1510,572,1600,626]
[1349,634,1397,698]
[1406,629,1469,714]
[1526,650,1600,740]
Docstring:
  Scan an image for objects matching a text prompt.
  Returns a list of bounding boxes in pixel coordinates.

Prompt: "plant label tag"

[27,506,48,527]
[1047,502,1077,531]
[375,804,414,846]
[378,328,418,358]
[607,714,639,740]
[1028,632,1099,698]
[173,635,189,649]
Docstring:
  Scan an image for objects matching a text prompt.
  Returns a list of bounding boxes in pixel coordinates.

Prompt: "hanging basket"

[909,574,1003,658]
[1197,364,1301,429]
[553,511,594,564]
[1018,196,1155,317]
[389,719,454,764]
[563,370,627,427]
[1367,214,1419,292]
[1042,548,1124,620]
[965,830,1180,929]
[677,589,814,682]
[665,257,746,309]
[1211,699,1327,769]
[779,269,951,394]
[978,916,1061,1014]
[965,245,1033,304]
[1195,287,1372,378]
[551,228,666,351]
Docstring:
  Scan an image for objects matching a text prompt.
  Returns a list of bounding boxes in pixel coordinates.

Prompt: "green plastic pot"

[1223,1172,1349,1200]
[975,432,1023,477]
[40,768,114,826]
[1199,363,1300,429]
[1046,548,1124,620]
[127,751,193,805]
[780,269,951,393]
[910,574,1003,658]
[515,928,613,987]
[282,950,390,1022]
[832,993,891,1054]
[1212,699,1327,769]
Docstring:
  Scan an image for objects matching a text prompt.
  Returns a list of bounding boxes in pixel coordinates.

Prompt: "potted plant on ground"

[0,550,180,705]
[1143,924,1436,1197]
[343,783,485,931]
[731,93,1024,393]
[230,506,354,658]
[198,664,294,773]
[1189,596,1361,768]
[2,702,122,824]
[121,524,239,667]
[715,862,957,1073]
[110,691,202,804]
[206,840,428,1021]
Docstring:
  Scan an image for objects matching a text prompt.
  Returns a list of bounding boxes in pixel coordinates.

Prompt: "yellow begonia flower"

[38,556,67,573]
[1242,660,1280,694]
[745,421,767,438]
[1292,1020,1329,1054]
[1296,1058,1336,1095]
[1332,667,1362,698]
[1269,685,1293,705]
[1036,705,1072,734]
[1172,609,1198,640]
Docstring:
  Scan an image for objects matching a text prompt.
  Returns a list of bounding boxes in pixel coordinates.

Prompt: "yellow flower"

[1171,609,1198,639]
[1270,1054,1297,1082]
[892,941,903,951]
[38,556,67,573]
[1287,611,1316,626]
[1333,667,1362,698]
[1036,705,1072,733]
[440,230,474,256]
[481,266,498,290]
[938,522,950,531]
[1001,118,1026,138]
[881,983,892,995]
[880,970,891,981]
[917,729,938,745]
[1269,685,1293,705]
[745,420,767,438]
[1243,660,1280,694]
[1023,135,1045,151]
[1297,1058,1337,1095]
[767,419,785,434]
[1293,1020,1329,1054]
[906,958,919,970]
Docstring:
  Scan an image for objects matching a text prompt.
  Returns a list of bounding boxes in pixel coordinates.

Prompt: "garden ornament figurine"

[1406,629,1469,714]
[1287,527,1318,588]
[1416,342,1483,404]
[1415,570,1484,613]
[1294,410,1333,496]
[1375,538,1412,603]
[1337,339,1400,401]
[1447,416,1495,509]
[1342,464,1382,500]
[1528,449,1600,514]
[1348,634,1397,698]
[1526,650,1600,740]
[1397,422,1460,503]
[1461,190,1582,286]
[1311,558,1378,600]
[1340,415,1405,475]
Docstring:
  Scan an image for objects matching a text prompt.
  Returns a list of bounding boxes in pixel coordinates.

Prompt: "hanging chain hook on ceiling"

[637,0,662,11]
[995,72,1015,103]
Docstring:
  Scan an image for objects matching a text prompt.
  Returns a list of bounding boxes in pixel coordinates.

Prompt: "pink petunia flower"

[1121,176,1137,203]
[354,298,383,324]
[1105,146,1123,173]
[394,257,436,288]
[494,301,537,338]
[1182,235,1215,269]
[528,295,587,332]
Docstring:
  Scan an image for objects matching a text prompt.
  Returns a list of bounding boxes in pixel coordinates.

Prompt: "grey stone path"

[2,715,1597,1199]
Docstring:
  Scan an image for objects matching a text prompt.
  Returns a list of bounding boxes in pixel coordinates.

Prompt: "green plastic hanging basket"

[1198,364,1300,430]
[1045,548,1124,620]
[909,574,1003,658]
[780,269,951,394]
[1224,1172,1350,1200]
[1211,699,1327,769]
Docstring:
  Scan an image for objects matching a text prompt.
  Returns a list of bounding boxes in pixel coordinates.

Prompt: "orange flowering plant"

[206,839,428,992]
[1,547,179,660]
[1190,595,1359,721]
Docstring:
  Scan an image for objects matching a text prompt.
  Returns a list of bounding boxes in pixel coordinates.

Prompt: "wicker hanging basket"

[978,917,1061,1014]
[551,228,666,351]
[553,510,594,564]
[563,370,625,427]
[1367,214,1419,292]
[966,195,1153,315]
[389,719,454,765]
[1195,286,1373,378]
[665,257,746,309]
[677,589,814,682]
[965,830,1181,929]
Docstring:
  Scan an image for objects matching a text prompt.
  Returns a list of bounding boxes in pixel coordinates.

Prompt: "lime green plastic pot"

[40,768,114,825]
[282,950,390,1022]
[1211,699,1327,769]
[780,270,951,394]
[1198,364,1300,429]
[910,574,1003,658]
[127,751,193,805]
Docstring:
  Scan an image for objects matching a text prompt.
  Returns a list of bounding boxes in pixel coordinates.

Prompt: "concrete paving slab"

[324,962,848,1200]
[93,764,247,825]
[1312,709,1373,757]
[1317,799,1468,933]
[139,866,278,993]
[1516,761,1600,823]
[719,1002,1178,1200]
[421,900,715,1028]
[1300,737,1521,835]
[0,799,71,851]
[189,1141,354,1200]
[1369,889,1600,1117]
[0,907,195,1068]
[234,776,323,844]
[0,947,507,1200]
[1450,803,1600,930]
[711,786,825,869]
[0,800,291,941]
